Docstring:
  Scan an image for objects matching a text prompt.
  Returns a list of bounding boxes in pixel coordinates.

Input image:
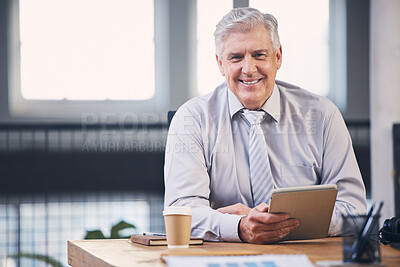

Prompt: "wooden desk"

[68,237,400,267]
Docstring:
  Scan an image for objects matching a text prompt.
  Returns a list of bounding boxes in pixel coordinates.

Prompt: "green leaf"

[83,220,136,239]
[11,253,64,267]
[110,220,136,239]
[84,230,106,239]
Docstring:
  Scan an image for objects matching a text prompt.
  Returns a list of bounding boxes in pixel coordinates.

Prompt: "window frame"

[6,0,347,122]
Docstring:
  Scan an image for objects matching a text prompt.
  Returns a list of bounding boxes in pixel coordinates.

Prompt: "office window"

[9,0,169,120]
[196,0,233,96]
[19,0,154,100]
[250,0,330,96]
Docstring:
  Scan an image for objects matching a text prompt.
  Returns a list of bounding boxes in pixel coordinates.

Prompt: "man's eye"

[230,56,243,61]
[255,54,266,59]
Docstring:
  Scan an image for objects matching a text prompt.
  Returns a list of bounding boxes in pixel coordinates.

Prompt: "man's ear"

[276,46,283,69]
[216,54,225,76]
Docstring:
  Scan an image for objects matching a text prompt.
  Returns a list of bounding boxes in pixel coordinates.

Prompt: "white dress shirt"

[164,80,367,242]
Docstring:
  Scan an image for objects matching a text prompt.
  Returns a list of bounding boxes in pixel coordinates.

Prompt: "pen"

[351,201,383,261]
[143,232,166,236]
[349,203,374,261]
[357,203,375,239]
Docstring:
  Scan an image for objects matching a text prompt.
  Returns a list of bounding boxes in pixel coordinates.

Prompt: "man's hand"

[217,203,251,216]
[238,203,299,244]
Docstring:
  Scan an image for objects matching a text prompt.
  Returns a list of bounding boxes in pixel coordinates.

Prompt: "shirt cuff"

[219,214,245,242]
[328,210,343,236]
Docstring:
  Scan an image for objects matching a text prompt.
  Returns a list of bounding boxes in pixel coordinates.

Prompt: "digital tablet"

[269,184,338,241]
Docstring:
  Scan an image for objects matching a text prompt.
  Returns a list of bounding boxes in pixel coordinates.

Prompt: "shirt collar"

[228,83,281,122]
[261,83,281,123]
[228,88,244,119]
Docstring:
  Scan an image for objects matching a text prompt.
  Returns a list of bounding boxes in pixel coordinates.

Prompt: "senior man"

[164,7,367,244]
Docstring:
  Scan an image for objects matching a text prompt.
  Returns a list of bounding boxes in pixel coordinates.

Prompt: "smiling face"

[216,25,282,110]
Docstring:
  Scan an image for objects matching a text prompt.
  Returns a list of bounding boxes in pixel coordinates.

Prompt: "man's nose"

[241,56,257,75]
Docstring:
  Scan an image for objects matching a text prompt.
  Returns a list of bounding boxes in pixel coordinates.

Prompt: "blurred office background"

[0,0,399,266]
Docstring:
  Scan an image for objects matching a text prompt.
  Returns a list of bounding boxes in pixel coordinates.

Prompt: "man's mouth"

[240,78,262,85]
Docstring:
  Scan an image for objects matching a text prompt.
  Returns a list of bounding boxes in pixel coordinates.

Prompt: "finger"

[217,206,233,213]
[264,218,299,231]
[258,222,299,243]
[249,224,293,244]
[272,222,299,239]
[254,203,269,212]
[251,211,290,224]
[217,203,250,215]
[281,218,300,229]
[263,219,299,232]
[249,218,298,238]
[217,207,226,212]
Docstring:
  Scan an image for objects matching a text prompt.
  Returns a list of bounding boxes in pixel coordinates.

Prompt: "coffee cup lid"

[163,206,192,216]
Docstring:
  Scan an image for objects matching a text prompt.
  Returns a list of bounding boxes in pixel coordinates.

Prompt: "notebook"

[130,234,203,246]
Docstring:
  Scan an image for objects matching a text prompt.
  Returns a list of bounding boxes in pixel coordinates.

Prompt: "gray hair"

[214,7,281,57]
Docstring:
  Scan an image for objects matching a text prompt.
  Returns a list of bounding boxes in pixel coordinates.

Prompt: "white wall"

[370,0,400,221]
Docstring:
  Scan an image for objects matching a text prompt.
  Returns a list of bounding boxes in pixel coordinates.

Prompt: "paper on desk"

[163,254,315,267]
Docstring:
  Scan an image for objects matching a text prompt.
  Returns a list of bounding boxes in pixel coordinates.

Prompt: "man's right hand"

[238,203,300,244]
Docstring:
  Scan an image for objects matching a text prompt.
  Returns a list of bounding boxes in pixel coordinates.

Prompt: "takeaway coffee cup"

[163,206,192,248]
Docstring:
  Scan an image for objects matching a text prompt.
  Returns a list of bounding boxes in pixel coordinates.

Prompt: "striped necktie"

[241,109,274,207]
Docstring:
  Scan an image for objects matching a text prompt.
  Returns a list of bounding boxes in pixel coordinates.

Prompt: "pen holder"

[342,215,381,263]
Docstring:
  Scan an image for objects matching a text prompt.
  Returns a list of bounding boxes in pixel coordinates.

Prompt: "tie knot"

[241,109,265,125]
